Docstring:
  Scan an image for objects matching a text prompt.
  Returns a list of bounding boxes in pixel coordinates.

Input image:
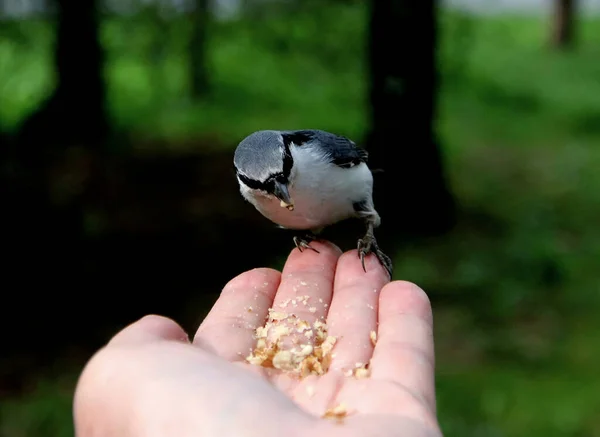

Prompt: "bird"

[233,129,393,278]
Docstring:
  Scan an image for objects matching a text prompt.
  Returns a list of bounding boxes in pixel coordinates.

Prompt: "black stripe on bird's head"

[234,130,297,208]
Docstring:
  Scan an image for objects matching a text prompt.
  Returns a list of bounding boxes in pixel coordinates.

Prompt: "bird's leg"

[293,232,319,253]
[357,219,393,278]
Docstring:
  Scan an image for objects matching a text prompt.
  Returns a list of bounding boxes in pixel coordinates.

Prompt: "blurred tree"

[552,0,577,49]
[7,0,107,250]
[189,0,211,98]
[2,0,108,389]
[15,0,108,152]
[138,2,171,103]
[366,0,455,239]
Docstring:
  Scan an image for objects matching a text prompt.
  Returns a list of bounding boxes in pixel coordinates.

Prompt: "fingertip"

[337,249,390,283]
[284,239,342,271]
[253,267,283,276]
[108,315,190,347]
[223,267,282,294]
[380,281,433,326]
[312,240,343,255]
[291,239,343,257]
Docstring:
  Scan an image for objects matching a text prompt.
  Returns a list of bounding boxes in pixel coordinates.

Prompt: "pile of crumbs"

[246,308,337,377]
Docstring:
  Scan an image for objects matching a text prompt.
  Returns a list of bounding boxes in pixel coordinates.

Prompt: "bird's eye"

[264,179,275,193]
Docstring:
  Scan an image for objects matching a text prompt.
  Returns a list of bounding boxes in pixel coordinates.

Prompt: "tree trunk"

[7,0,107,257]
[552,0,576,49]
[13,0,108,165]
[146,6,170,104]
[2,0,108,386]
[365,0,455,240]
[189,0,210,99]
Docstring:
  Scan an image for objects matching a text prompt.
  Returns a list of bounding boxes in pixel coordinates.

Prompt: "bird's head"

[234,130,297,210]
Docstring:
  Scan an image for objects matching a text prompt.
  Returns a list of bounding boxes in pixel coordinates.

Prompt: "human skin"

[74,241,442,437]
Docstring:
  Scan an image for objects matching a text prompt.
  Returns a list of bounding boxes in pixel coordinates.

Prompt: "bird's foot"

[293,233,320,253]
[357,233,393,278]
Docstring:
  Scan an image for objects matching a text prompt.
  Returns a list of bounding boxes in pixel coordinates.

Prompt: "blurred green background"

[1,0,599,436]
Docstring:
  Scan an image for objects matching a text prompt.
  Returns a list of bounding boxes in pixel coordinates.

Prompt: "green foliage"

[0,20,55,130]
[437,366,600,437]
[1,5,599,437]
[0,377,75,437]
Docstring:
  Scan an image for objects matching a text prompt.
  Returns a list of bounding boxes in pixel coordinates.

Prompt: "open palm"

[75,242,441,437]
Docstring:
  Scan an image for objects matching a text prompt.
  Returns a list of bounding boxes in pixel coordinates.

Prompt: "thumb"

[108,315,190,347]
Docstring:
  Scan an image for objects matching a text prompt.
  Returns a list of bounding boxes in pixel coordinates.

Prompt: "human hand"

[74,241,441,437]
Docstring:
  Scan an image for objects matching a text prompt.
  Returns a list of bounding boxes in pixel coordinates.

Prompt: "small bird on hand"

[233,129,393,278]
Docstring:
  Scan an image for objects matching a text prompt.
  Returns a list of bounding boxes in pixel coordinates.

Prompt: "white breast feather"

[239,145,376,231]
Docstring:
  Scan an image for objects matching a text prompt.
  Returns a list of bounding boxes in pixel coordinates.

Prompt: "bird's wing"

[281,129,369,169]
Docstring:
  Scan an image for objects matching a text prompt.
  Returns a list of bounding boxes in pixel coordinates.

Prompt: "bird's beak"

[273,181,294,211]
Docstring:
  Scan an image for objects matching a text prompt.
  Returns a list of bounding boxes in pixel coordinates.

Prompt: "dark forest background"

[1,0,599,436]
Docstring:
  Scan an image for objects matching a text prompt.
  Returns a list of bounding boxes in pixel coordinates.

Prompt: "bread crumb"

[354,367,371,379]
[306,385,315,398]
[296,320,310,332]
[272,350,295,371]
[299,295,310,305]
[343,361,372,379]
[268,309,288,321]
[323,403,349,421]
[370,330,377,346]
[309,307,317,313]
[271,324,291,338]
[246,354,265,366]
[299,344,314,356]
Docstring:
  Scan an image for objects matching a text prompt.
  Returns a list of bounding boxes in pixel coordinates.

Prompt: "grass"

[1,5,600,437]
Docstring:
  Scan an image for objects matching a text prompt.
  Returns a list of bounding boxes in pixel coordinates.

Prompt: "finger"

[326,250,389,372]
[269,240,341,347]
[194,268,281,360]
[108,315,190,347]
[369,281,436,412]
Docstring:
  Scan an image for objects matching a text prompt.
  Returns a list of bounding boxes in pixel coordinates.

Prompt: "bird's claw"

[357,235,393,278]
[293,235,320,253]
